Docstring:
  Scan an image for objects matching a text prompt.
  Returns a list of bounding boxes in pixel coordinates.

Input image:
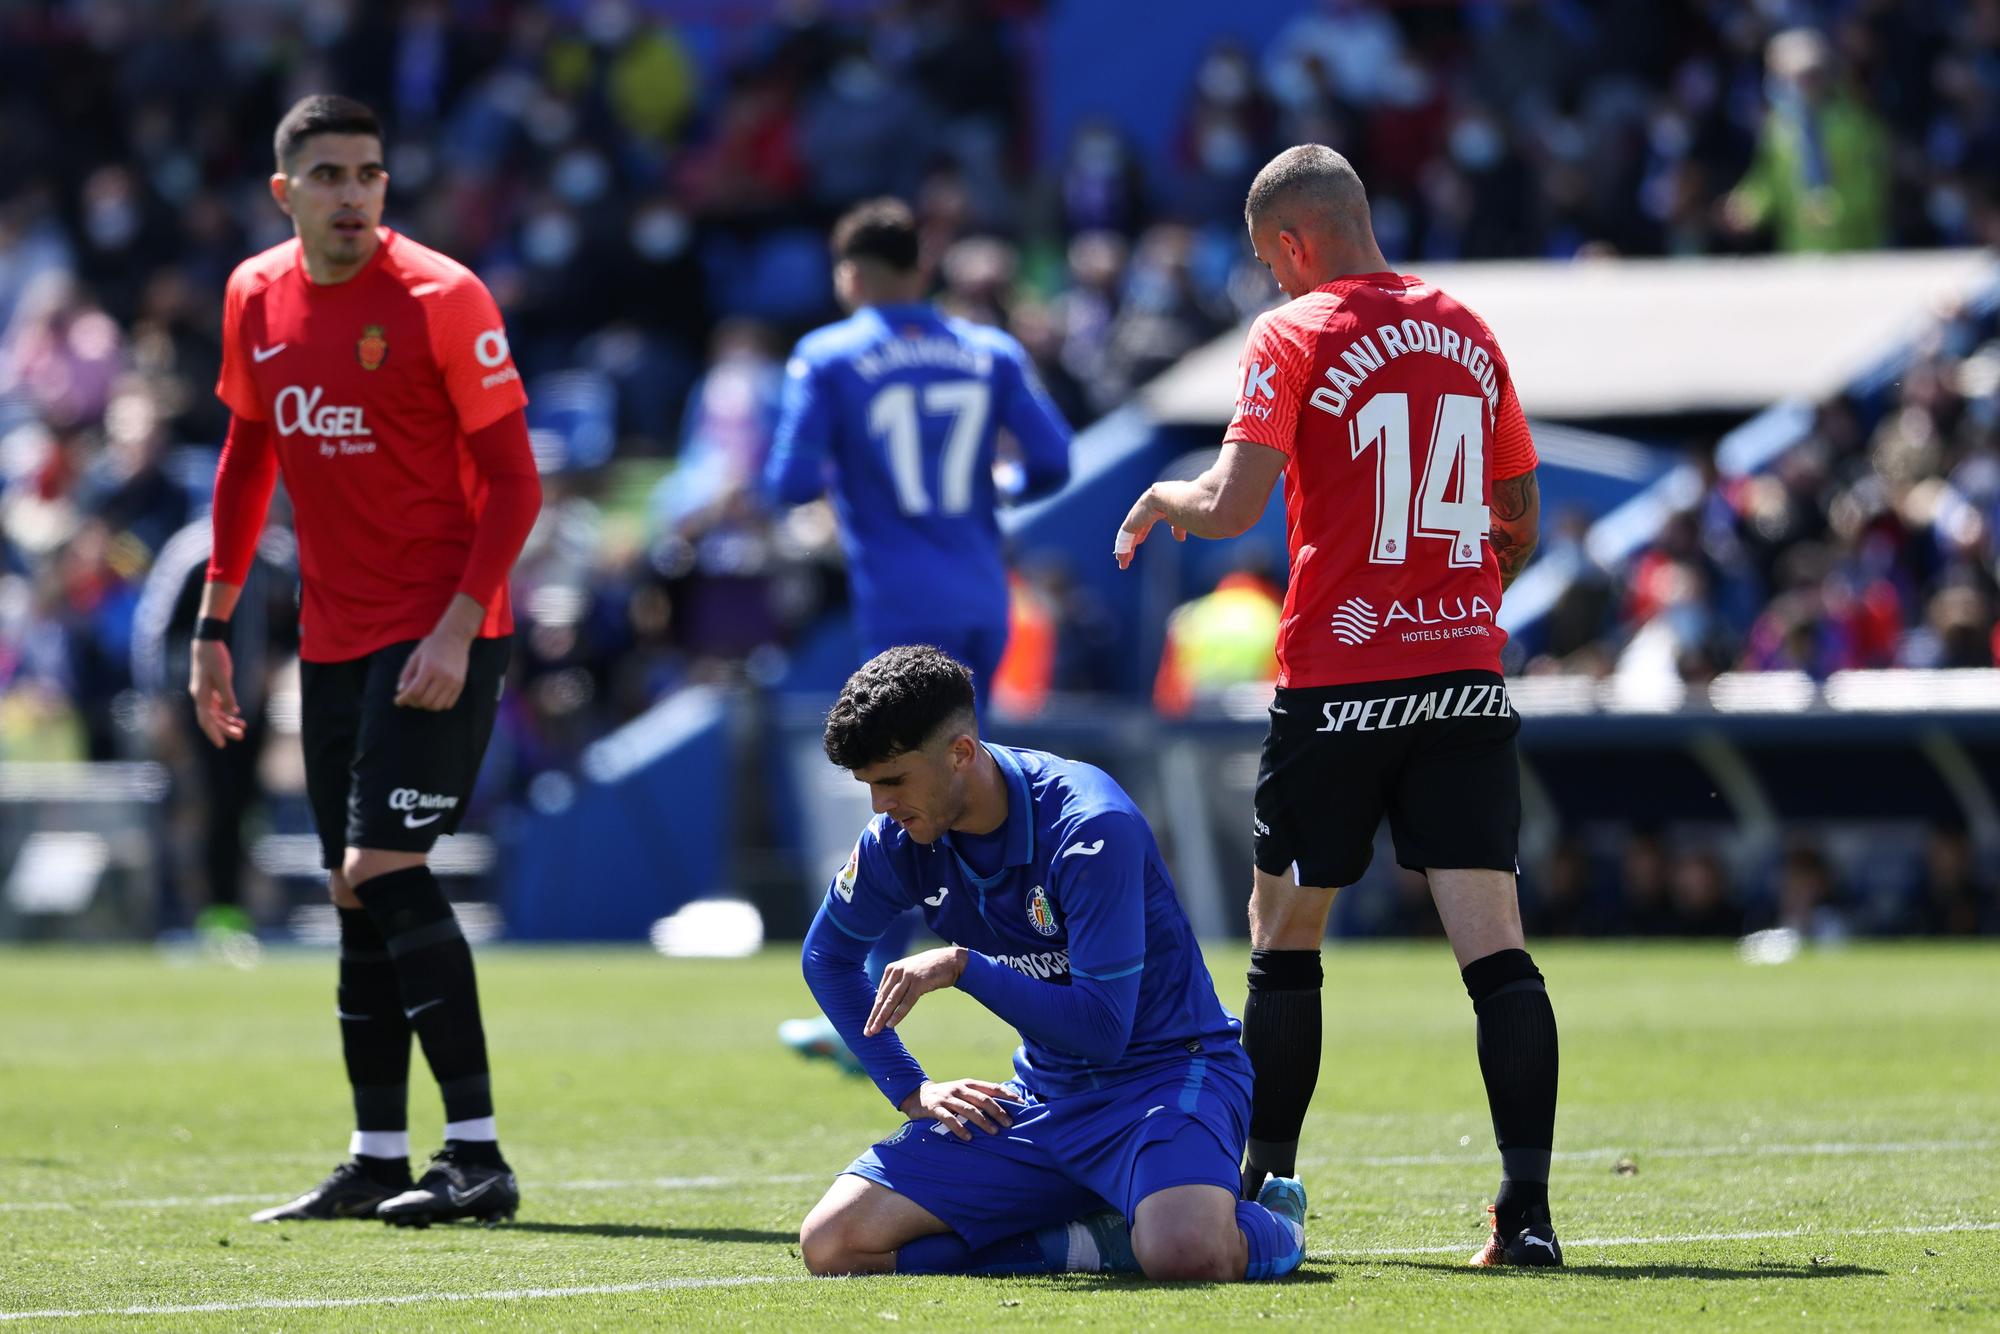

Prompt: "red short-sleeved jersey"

[215,229,529,662]
[1225,273,1538,688]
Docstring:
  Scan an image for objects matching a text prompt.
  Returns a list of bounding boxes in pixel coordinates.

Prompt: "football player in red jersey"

[190,95,540,1227]
[1115,145,1560,1267]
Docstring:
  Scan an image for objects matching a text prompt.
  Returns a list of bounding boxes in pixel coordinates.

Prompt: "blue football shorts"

[841,1050,1250,1250]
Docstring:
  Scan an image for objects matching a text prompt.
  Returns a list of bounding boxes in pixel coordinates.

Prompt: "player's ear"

[269,172,293,218]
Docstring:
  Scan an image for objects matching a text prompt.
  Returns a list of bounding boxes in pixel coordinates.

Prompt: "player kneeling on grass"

[796,646,1305,1281]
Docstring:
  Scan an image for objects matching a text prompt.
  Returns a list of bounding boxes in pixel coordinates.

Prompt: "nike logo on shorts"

[403,812,444,829]
[252,343,288,363]
[1061,840,1105,858]
[404,999,444,1020]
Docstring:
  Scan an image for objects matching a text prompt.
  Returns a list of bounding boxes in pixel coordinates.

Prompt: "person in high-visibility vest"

[1153,566,1283,717]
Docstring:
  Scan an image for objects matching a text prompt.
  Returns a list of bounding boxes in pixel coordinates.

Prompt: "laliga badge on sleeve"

[835,842,861,903]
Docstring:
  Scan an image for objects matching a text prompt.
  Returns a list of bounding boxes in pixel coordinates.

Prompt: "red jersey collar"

[1315,271,1416,297]
[294,226,396,289]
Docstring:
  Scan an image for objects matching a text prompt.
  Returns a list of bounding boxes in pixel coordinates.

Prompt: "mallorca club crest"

[1026,885,1059,937]
[356,324,389,370]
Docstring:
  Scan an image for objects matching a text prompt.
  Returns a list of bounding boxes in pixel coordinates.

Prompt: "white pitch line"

[0,1275,806,1324]
[1317,1137,1995,1169]
[0,1173,829,1214]
[1317,1220,2000,1260]
[2,1138,1986,1215]
[8,1222,1999,1322]
[551,1173,822,1193]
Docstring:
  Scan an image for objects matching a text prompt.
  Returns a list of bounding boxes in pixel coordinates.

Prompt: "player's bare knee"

[1427,867,1526,964]
[800,1185,882,1276]
[1134,1229,1240,1283]
[1248,873,1337,951]
[798,1206,865,1276]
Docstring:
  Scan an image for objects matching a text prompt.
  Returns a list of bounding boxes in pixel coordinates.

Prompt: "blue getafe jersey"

[763,304,1071,636]
[817,744,1243,1100]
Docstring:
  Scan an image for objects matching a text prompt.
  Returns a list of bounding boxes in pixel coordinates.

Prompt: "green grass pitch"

[1,942,1995,1329]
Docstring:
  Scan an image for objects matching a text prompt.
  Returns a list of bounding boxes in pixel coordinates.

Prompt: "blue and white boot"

[1254,1175,1308,1277]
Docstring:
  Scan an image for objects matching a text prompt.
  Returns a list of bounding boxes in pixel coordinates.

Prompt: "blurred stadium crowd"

[1534,297,2000,685]
[2,0,1997,935]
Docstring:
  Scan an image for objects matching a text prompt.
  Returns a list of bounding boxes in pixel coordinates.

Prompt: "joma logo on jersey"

[274,385,370,439]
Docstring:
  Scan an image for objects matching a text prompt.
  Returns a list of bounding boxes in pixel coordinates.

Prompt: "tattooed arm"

[1490,470,1540,592]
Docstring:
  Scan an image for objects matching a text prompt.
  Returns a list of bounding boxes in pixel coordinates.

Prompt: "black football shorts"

[300,636,510,870]
[1253,669,1521,889]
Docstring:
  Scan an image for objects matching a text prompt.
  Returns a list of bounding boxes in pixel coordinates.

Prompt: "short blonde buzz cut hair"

[1244,144,1373,240]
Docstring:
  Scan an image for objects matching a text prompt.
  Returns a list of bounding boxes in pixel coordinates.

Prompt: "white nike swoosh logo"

[252,343,287,363]
[1061,840,1105,858]
[924,887,949,906]
[335,1010,371,1021]
[403,812,444,829]
[404,999,444,1020]
[447,1177,502,1206]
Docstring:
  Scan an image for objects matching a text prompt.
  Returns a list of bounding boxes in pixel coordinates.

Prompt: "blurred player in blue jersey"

[767,199,1074,1071]
[795,647,1306,1281]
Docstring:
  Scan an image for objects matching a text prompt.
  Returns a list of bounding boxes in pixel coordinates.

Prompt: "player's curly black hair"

[274,94,383,171]
[823,645,977,771]
[830,197,920,273]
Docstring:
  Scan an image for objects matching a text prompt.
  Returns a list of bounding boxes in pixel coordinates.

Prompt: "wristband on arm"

[194,617,232,643]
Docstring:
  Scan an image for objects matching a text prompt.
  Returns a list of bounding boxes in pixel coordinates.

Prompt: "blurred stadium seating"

[2,0,1997,943]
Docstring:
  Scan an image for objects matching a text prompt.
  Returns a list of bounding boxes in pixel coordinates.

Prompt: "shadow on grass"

[1351,1258,1885,1281]
[504,1222,797,1244]
[1031,1266,1344,1290]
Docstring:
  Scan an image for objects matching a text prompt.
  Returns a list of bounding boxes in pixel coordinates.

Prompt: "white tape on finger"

[1114,531,1136,557]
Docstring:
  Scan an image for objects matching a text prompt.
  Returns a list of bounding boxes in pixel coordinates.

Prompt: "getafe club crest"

[356,324,389,370]
[1026,885,1058,937]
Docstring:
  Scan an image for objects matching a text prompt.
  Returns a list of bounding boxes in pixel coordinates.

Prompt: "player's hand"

[394,628,472,711]
[1114,489,1185,570]
[898,1078,1015,1142]
[864,945,968,1038]
[189,640,246,748]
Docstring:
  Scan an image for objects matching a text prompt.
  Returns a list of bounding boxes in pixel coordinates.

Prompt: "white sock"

[350,1129,409,1159]
[1061,1220,1103,1273]
[443,1116,497,1142]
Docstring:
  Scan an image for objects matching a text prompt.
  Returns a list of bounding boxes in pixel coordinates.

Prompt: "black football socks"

[1241,949,1324,1197]
[337,906,411,1177]
[1462,948,1559,1229]
[354,866,500,1152]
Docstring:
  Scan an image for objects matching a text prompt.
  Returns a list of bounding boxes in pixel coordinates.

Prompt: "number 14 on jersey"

[1351,392,1489,569]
